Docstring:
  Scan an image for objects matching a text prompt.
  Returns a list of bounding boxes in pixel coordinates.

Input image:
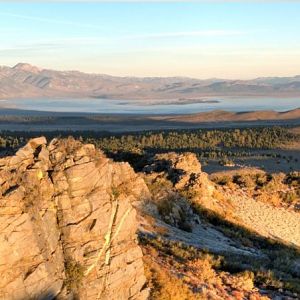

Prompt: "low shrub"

[64,258,85,291]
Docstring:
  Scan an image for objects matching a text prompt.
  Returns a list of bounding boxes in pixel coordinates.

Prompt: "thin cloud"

[0,29,245,53]
[2,0,293,2]
[0,12,104,30]
[125,30,244,40]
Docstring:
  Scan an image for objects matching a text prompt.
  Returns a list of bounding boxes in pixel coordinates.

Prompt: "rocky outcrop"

[143,152,229,214]
[144,152,202,188]
[0,137,150,300]
[144,152,213,194]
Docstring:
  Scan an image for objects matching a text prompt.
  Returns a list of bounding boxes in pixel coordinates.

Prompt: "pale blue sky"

[1,2,300,79]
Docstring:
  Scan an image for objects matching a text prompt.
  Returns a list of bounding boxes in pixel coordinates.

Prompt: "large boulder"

[0,137,150,300]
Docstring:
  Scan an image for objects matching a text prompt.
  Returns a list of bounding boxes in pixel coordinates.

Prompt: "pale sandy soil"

[231,195,300,247]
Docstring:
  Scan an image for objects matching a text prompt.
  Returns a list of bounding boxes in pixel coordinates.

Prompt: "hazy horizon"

[1,2,300,79]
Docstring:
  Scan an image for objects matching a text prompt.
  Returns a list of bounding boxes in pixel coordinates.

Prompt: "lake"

[1,97,299,114]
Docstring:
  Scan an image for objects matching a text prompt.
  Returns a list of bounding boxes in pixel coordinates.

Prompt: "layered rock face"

[0,137,150,300]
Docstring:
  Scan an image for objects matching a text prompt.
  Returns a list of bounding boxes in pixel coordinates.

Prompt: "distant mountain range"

[1,63,300,100]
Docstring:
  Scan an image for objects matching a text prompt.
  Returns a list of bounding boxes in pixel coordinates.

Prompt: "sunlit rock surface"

[0,137,149,300]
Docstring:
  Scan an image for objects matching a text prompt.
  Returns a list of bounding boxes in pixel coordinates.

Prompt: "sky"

[1,2,300,79]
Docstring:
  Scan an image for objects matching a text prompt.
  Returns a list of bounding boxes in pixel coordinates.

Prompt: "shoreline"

[1,94,300,101]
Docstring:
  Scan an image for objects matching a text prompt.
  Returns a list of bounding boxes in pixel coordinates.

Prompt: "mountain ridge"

[7,62,300,82]
[1,63,300,100]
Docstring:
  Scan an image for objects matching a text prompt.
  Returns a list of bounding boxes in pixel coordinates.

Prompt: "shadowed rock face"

[0,137,150,300]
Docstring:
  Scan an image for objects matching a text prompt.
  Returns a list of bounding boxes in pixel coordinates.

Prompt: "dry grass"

[144,255,205,300]
[139,235,283,299]
[142,240,212,300]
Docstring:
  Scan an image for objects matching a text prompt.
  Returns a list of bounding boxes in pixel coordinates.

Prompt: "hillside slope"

[165,108,300,123]
[1,139,300,299]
